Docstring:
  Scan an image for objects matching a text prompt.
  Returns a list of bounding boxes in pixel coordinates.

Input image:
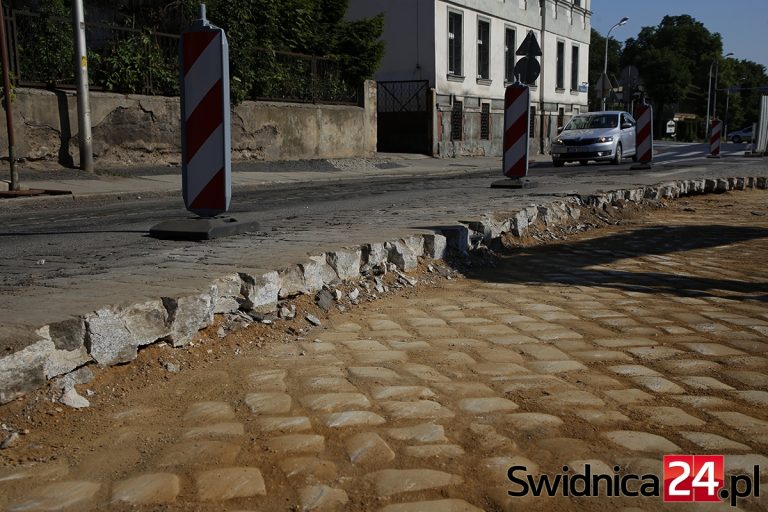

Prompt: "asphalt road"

[0,148,765,329]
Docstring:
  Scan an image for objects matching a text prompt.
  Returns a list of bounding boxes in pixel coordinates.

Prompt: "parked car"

[551,111,638,167]
[727,126,753,143]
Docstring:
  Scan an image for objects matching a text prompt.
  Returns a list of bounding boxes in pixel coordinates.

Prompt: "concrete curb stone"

[1,175,767,403]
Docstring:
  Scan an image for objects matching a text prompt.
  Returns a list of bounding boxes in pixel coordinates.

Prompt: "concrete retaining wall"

[0,82,377,166]
[1,176,766,404]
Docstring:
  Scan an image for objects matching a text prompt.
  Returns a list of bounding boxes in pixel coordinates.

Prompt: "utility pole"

[0,2,18,190]
[72,0,93,172]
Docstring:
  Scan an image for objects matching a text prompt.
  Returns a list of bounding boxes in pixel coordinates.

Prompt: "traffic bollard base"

[490,178,536,189]
[149,216,260,241]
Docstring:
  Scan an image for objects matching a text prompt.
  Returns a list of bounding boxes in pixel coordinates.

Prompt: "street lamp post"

[706,52,733,138]
[713,52,734,121]
[602,16,629,111]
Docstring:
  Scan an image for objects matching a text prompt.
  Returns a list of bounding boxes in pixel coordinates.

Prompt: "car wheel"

[611,143,622,165]
[579,160,588,166]
[732,135,742,143]
[553,159,565,167]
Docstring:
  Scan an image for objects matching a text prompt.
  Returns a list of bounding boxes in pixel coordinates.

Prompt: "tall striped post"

[180,5,231,217]
[631,104,653,170]
[503,84,530,178]
[708,120,722,158]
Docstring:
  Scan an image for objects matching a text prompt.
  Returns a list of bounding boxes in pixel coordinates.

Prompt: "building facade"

[347,0,592,157]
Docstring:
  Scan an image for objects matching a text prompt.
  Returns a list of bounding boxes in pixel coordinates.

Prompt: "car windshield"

[565,114,618,130]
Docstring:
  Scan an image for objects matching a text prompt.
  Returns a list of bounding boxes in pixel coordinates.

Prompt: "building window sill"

[555,87,566,93]
[570,89,581,95]
[476,78,492,86]
[447,74,465,82]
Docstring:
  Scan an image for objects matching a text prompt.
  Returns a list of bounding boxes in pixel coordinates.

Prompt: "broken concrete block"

[240,271,281,312]
[302,256,339,291]
[34,319,90,379]
[362,242,388,268]
[0,339,49,404]
[386,240,418,271]
[279,265,306,299]
[326,249,362,281]
[212,273,243,314]
[163,288,216,347]
[403,236,425,258]
[85,300,170,366]
[424,234,448,260]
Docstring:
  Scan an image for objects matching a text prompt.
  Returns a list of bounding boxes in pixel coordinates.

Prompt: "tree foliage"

[16,0,73,86]
[591,14,767,138]
[13,0,383,103]
[88,0,384,103]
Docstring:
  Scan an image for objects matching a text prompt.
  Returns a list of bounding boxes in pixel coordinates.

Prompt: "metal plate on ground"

[149,216,260,240]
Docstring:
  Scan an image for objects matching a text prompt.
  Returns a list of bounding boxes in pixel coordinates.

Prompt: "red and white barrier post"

[180,4,231,217]
[708,119,722,158]
[492,84,532,189]
[503,84,530,178]
[631,104,653,169]
[150,5,261,240]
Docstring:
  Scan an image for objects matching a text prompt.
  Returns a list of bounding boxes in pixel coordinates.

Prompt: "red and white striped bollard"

[708,120,722,158]
[503,84,530,179]
[180,4,231,217]
[631,104,653,169]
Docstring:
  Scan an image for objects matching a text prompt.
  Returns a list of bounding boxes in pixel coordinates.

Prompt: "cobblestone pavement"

[1,191,767,511]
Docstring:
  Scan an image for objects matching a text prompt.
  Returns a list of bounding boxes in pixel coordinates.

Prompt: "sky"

[590,0,768,70]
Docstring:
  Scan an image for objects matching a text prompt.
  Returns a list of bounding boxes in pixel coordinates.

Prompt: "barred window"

[481,103,490,140]
[451,101,464,141]
[529,106,536,138]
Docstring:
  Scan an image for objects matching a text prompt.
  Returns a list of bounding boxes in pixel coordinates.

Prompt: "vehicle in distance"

[551,111,637,167]
[727,126,753,143]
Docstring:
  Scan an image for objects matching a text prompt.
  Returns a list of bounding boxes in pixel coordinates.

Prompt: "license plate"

[567,147,578,153]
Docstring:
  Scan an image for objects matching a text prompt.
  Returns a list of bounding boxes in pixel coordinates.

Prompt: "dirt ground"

[1,190,767,511]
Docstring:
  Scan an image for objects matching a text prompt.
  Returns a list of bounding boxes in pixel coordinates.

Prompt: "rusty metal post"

[0,3,18,190]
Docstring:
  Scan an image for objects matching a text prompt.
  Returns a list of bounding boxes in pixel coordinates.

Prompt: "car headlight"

[553,138,564,145]
[596,136,614,143]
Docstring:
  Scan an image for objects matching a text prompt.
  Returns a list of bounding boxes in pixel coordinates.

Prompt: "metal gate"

[377,80,431,154]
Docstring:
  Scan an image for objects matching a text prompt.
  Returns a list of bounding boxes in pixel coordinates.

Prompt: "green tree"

[16,0,73,85]
[89,0,384,103]
[718,58,767,134]
[621,15,722,134]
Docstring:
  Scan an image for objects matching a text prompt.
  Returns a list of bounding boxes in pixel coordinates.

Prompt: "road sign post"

[631,104,653,170]
[491,83,534,189]
[708,119,722,158]
[149,4,259,240]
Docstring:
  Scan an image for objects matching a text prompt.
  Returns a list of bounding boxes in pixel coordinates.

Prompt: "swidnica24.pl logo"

[507,455,760,507]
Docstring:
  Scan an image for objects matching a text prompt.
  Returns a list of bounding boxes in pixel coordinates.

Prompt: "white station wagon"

[551,111,638,167]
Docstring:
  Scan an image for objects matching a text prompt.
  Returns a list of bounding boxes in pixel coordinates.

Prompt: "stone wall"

[0,82,377,166]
